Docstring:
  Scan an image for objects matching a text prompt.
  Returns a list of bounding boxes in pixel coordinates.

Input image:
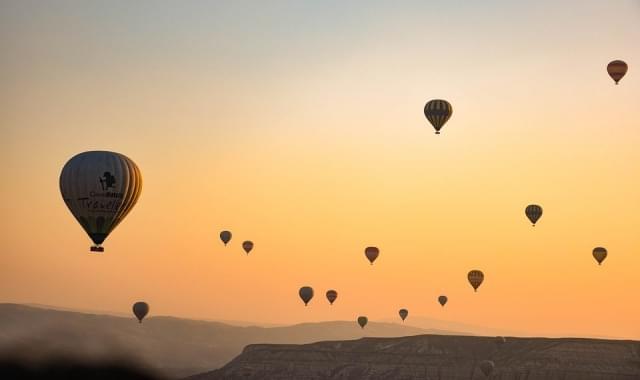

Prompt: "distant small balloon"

[398,308,408,322]
[326,290,338,305]
[365,246,379,265]
[299,286,314,306]
[592,247,607,265]
[242,241,253,255]
[438,295,448,307]
[468,270,484,292]
[132,302,149,323]
[479,360,495,377]
[607,60,628,84]
[220,231,232,246]
[525,204,543,226]
[424,99,453,134]
[357,316,368,329]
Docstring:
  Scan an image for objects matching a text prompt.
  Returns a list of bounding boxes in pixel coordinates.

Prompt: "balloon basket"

[90,246,104,253]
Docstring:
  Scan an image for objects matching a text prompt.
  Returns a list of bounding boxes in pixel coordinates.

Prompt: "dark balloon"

[479,360,495,377]
[607,60,628,84]
[357,316,368,329]
[326,290,338,305]
[132,302,149,323]
[220,231,232,246]
[60,151,142,252]
[299,286,314,306]
[468,270,484,292]
[593,247,607,265]
[424,99,453,134]
[525,204,543,226]
[438,295,448,307]
[398,308,408,322]
[242,241,253,254]
[365,246,379,265]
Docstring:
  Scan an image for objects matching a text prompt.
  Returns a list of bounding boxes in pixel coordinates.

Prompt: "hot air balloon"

[468,270,484,292]
[299,286,314,306]
[479,360,494,377]
[220,230,232,246]
[357,316,368,329]
[607,60,628,84]
[399,309,408,322]
[365,246,379,265]
[326,290,338,305]
[525,204,543,226]
[438,295,448,307]
[132,302,149,323]
[60,151,142,252]
[593,247,607,265]
[242,241,253,255]
[424,99,453,134]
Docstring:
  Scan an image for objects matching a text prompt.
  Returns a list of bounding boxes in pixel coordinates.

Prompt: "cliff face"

[191,334,640,380]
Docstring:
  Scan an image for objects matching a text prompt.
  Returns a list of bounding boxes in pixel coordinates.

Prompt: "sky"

[1,0,639,340]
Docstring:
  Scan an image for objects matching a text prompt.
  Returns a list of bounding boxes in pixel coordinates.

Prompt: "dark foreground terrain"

[191,334,640,380]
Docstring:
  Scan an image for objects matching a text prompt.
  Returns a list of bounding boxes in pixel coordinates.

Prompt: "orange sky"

[1,1,639,340]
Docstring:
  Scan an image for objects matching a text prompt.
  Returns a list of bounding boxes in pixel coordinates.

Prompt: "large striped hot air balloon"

[525,204,543,226]
[60,151,142,252]
[607,60,628,84]
[424,99,453,134]
[592,247,607,265]
[468,270,484,292]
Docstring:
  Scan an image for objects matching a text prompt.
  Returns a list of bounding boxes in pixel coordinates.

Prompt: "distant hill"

[0,304,460,379]
[190,334,640,380]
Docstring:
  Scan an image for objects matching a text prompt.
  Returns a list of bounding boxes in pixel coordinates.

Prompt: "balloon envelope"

[479,360,495,377]
[593,247,607,265]
[398,308,408,321]
[299,286,314,306]
[607,60,628,84]
[365,246,379,265]
[60,151,142,252]
[424,99,453,134]
[242,241,254,254]
[468,270,484,292]
[438,295,448,307]
[132,302,149,323]
[357,316,368,329]
[220,230,232,246]
[525,204,543,226]
[326,290,338,305]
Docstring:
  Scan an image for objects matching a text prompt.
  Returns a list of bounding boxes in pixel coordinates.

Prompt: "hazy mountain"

[190,334,640,380]
[0,304,460,378]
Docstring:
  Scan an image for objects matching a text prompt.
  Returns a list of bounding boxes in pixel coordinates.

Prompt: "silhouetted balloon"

[242,241,253,254]
[399,309,408,322]
[438,295,448,307]
[607,60,628,84]
[299,286,314,306]
[357,316,368,329]
[60,151,142,252]
[326,290,338,305]
[525,204,543,226]
[593,247,607,265]
[220,231,232,246]
[479,360,494,377]
[365,246,379,265]
[424,99,453,134]
[468,270,484,292]
[132,302,149,323]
